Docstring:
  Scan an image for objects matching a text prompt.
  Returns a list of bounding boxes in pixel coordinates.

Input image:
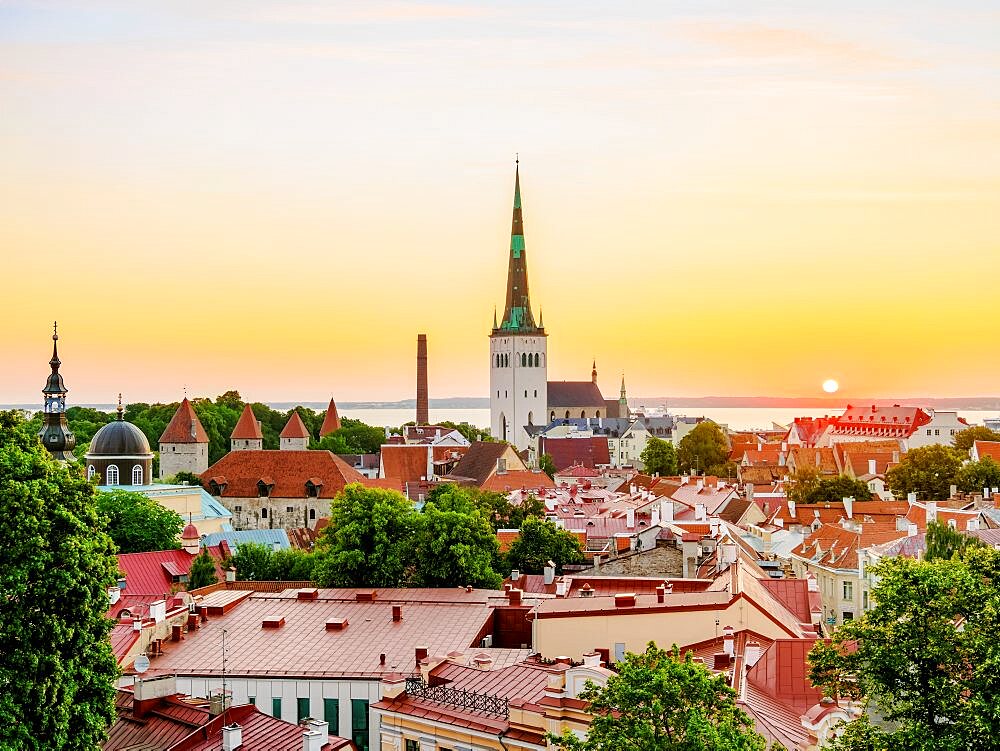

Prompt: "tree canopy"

[952,425,1000,452]
[539,453,557,479]
[0,411,119,749]
[230,542,316,582]
[808,547,1000,750]
[550,642,770,751]
[411,501,502,588]
[885,444,964,501]
[640,436,678,476]
[955,456,1000,494]
[188,547,219,590]
[924,519,985,562]
[504,516,584,574]
[677,422,730,476]
[786,472,872,505]
[94,488,183,553]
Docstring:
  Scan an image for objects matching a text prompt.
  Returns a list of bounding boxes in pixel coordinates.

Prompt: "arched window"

[500,413,508,442]
[87,465,95,480]
[581,411,586,419]
[550,411,555,422]
[565,411,570,419]
[132,465,143,485]
[105,465,119,485]
[534,353,540,367]
[261,507,268,519]
[521,353,527,367]
[596,410,601,418]
[528,411,533,426]
[309,508,316,520]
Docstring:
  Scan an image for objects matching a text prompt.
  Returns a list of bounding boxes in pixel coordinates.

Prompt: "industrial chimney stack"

[416,334,429,425]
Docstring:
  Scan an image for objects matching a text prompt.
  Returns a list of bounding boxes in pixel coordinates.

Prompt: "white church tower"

[490,161,547,450]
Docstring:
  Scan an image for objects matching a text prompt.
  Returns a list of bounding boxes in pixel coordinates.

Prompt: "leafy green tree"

[885,444,963,501]
[955,456,1000,494]
[808,549,1000,750]
[803,475,872,504]
[231,541,276,581]
[313,433,351,454]
[952,425,1000,452]
[95,488,183,553]
[640,436,678,476]
[188,547,219,589]
[924,519,984,561]
[538,453,557,479]
[412,501,502,588]
[785,466,821,505]
[0,411,119,749]
[313,484,417,587]
[164,470,204,486]
[270,548,317,581]
[504,516,584,574]
[549,642,768,751]
[677,422,729,476]
[427,484,546,533]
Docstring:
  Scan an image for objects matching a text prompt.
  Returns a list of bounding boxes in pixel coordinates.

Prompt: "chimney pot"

[415,646,429,663]
[392,605,402,622]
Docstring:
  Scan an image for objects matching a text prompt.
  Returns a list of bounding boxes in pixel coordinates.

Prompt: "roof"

[480,470,555,493]
[201,451,367,499]
[539,437,611,471]
[380,444,431,483]
[116,548,226,596]
[279,411,311,439]
[791,523,907,570]
[144,588,528,680]
[547,381,606,408]
[231,404,263,440]
[200,528,291,553]
[159,398,210,444]
[758,579,814,623]
[320,398,341,436]
[974,441,1000,461]
[449,442,523,486]
[833,404,932,438]
[88,419,153,457]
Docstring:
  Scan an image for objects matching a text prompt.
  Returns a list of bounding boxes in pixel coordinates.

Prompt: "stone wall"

[577,544,684,578]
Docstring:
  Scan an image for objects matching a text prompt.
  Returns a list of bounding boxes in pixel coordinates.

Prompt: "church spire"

[39,321,76,461]
[497,159,541,334]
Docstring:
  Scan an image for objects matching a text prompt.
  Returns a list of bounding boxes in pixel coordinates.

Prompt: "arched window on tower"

[132,465,143,485]
[528,411,533,426]
[581,411,586,419]
[87,465,95,481]
[534,353,540,367]
[596,410,601,419]
[550,411,555,422]
[521,353,527,367]
[106,465,119,485]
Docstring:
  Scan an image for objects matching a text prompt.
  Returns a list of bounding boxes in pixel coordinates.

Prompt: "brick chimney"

[416,334,429,425]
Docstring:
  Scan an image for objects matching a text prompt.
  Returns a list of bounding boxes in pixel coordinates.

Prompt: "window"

[286,506,294,513]
[297,697,310,721]
[581,411,586,419]
[534,389,537,397]
[596,410,601,418]
[132,465,143,485]
[310,508,316,520]
[249,695,256,707]
[234,506,242,512]
[863,591,869,610]
[524,390,528,398]
[843,581,853,600]
[521,353,527,367]
[843,611,854,622]
[324,698,340,733]
[406,741,420,751]
[272,697,282,718]
[934,429,940,436]
[351,699,369,751]
[87,465,95,480]
[261,508,268,519]
[257,480,271,497]
[534,353,540,367]
[106,465,119,485]
[927,429,932,435]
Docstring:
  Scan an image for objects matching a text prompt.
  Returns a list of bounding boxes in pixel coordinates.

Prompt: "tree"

[427,484,545,533]
[677,422,729,476]
[95,488,183,553]
[504,516,584,574]
[785,466,822,505]
[807,549,1000,750]
[538,453,556,479]
[231,541,276,581]
[312,484,417,587]
[411,501,502,588]
[885,444,963,501]
[952,425,1000,452]
[163,470,203,486]
[188,547,219,589]
[800,475,872,504]
[269,548,317,581]
[549,642,768,751]
[955,456,1000,494]
[924,520,984,561]
[640,436,678,476]
[0,411,119,749]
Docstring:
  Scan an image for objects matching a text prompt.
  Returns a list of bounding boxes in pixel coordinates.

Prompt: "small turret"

[38,322,76,461]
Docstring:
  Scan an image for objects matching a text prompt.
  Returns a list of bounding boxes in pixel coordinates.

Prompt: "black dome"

[88,420,152,456]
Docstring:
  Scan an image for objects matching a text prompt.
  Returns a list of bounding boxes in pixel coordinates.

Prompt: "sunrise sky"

[2,1,999,404]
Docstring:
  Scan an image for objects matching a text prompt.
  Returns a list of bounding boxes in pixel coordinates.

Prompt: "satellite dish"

[134,655,150,674]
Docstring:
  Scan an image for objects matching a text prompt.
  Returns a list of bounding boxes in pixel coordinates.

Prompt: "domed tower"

[38,322,77,461]
[181,519,200,555]
[85,395,154,486]
[490,160,547,450]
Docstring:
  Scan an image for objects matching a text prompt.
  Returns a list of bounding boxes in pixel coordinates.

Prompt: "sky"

[2,1,999,404]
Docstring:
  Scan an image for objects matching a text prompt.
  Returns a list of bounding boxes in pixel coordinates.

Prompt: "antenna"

[221,628,229,725]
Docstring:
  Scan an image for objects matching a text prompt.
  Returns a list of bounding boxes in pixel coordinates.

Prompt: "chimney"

[626,508,636,528]
[543,565,555,585]
[222,724,243,751]
[510,569,520,581]
[806,573,819,592]
[907,491,917,503]
[722,625,734,657]
[225,567,236,583]
[695,503,706,521]
[892,450,900,463]
[302,719,329,751]
[868,458,877,476]
[843,496,854,520]
[656,584,665,603]
[508,588,522,606]
[416,334,429,425]
[949,485,957,499]
[660,499,674,523]
[582,651,602,668]
[744,641,763,667]
[696,478,704,491]
[415,646,429,663]
[650,507,660,526]
[392,605,402,622]
[787,500,796,519]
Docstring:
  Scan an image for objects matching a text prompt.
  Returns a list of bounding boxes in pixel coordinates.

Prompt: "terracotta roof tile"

[159,398,209,444]
[279,411,311,439]
[231,404,263,440]
[480,471,554,493]
[381,445,432,483]
[539,437,611,471]
[201,451,366,499]
[449,442,524,486]
[320,398,341,437]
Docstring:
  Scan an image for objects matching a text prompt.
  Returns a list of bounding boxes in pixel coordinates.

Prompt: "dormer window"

[305,479,322,498]
[257,480,272,497]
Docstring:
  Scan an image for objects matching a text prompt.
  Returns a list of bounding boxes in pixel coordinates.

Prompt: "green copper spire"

[497,159,541,334]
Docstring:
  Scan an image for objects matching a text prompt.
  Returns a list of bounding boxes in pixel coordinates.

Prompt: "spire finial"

[53,321,58,341]
[493,307,498,329]
[117,393,124,420]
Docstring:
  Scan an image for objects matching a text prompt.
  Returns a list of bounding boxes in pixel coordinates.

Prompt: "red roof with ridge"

[280,411,311,439]
[231,404,263,440]
[159,398,209,444]
[202,450,368,499]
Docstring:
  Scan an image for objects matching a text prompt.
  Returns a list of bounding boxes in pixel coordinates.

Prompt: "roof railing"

[404,676,509,717]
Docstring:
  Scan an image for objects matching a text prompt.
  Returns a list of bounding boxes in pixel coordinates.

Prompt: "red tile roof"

[791,523,907,570]
[279,411,311,439]
[539,437,611,471]
[231,404,263,440]
[480,471,555,493]
[449,442,524,486]
[555,464,602,478]
[380,445,431,483]
[547,381,606,408]
[320,398,341,436]
[974,441,1000,461]
[202,451,366,499]
[159,398,209,444]
[833,404,932,438]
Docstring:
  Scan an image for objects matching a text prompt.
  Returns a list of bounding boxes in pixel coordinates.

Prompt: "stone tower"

[489,161,547,450]
[158,397,210,479]
[38,322,76,461]
[280,411,310,451]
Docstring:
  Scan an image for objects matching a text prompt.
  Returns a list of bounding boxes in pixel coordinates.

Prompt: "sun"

[822,379,839,394]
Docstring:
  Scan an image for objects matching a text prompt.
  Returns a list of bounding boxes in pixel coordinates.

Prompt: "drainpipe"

[498,729,509,751]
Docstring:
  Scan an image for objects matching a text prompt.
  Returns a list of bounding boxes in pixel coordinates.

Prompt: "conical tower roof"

[159,397,209,444]
[280,411,311,439]
[231,404,263,440]
[320,398,342,437]
[495,161,543,335]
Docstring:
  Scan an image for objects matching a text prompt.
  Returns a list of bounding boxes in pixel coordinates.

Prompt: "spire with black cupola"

[38,321,76,461]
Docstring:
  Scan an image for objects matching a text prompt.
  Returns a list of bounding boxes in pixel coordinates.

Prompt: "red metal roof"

[117,548,225,596]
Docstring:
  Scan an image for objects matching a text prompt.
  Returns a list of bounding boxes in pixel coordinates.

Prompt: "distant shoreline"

[5,396,1000,411]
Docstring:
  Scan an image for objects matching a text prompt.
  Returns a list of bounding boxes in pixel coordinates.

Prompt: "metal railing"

[405,677,509,717]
